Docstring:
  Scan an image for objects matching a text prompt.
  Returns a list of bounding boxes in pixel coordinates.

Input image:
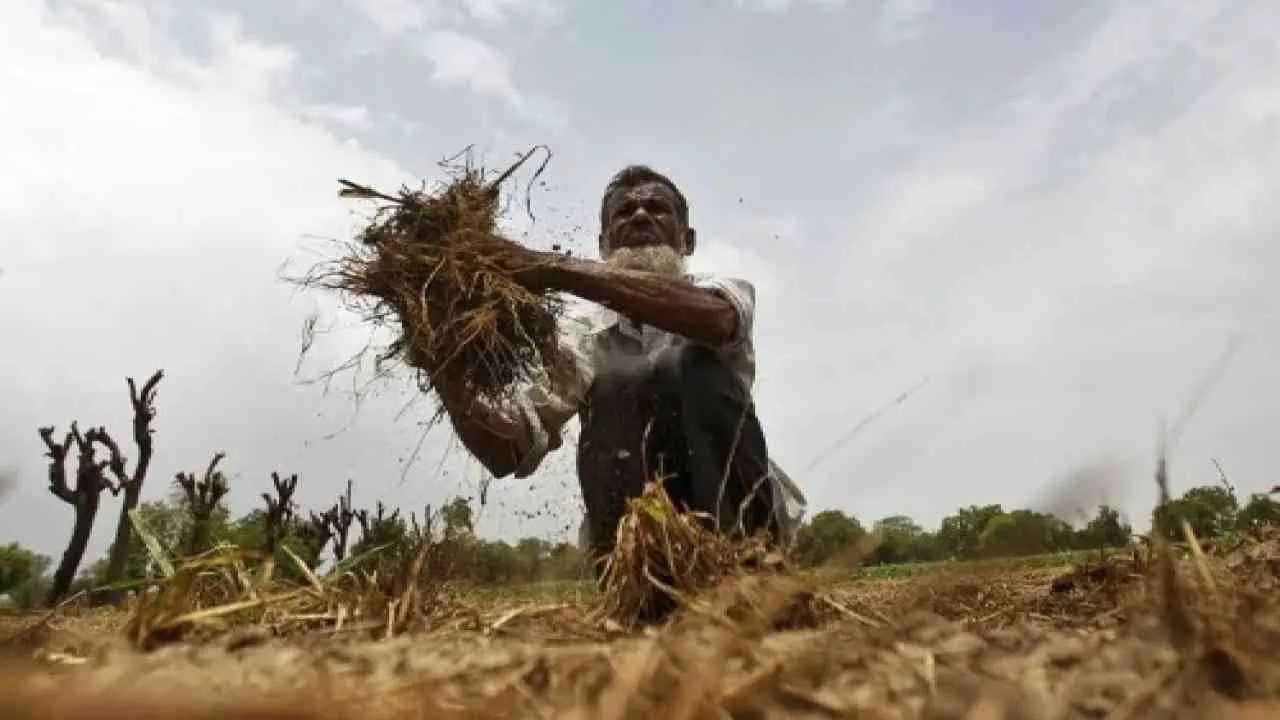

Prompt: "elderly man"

[436,165,806,573]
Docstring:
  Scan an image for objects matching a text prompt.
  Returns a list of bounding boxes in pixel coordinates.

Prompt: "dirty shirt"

[503,272,807,544]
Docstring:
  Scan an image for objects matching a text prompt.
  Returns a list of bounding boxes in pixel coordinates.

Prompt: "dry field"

[2,533,1279,720]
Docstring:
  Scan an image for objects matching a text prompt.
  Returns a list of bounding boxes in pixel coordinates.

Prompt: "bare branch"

[303,511,333,547]
[39,426,75,504]
[176,452,229,507]
[88,428,128,495]
[355,508,370,541]
[322,479,357,561]
[79,427,119,496]
[125,370,163,489]
[203,452,226,486]
[262,471,299,554]
[41,422,112,606]
[411,504,434,542]
[176,452,230,555]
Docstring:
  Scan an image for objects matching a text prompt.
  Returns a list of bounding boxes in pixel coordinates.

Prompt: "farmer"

[436,165,806,572]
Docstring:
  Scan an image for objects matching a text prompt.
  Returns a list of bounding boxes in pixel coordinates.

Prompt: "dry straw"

[594,480,779,627]
[302,146,563,407]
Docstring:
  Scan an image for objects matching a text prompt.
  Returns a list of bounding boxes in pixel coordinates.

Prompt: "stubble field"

[2,533,1279,720]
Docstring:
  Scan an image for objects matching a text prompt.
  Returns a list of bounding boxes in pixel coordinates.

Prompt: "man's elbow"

[475,444,525,479]
[454,433,519,479]
[472,441,547,480]
[694,311,742,349]
[510,446,550,479]
[481,456,518,480]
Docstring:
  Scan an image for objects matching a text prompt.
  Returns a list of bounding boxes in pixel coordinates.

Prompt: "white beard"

[604,244,687,277]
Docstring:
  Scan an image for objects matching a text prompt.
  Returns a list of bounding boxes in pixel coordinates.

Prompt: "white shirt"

[503,272,807,543]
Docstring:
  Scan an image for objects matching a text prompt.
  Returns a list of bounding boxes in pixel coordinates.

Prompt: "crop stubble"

[2,530,1279,719]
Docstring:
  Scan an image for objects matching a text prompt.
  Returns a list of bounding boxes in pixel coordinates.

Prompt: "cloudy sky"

[2,0,1278,560]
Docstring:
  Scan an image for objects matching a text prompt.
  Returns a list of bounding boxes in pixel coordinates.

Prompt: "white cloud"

[0,1,454,558]
[460,0,566,25]
[341,0,558,121]
[733,0,846,13]
[872,0,935,45]
[60,0,165,63]
[302,103,377,132]
[345,0,564,35]
[766,0,1280,527]
[197,14,298,100]
[343,0,436,38]
[734,0,793,13]
[419,29,524,111]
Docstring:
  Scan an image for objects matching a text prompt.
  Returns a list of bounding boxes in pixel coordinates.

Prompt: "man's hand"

[434,376,526,479]
[469,233,560,293]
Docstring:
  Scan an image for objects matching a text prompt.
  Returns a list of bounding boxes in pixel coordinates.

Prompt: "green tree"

[1154,485,1239,541]
[6,572,52,609]
[0,543,47,596]
[936,504,1003,559]
[1237,493,1280,533]
[93,498,187,586]
[867,515,937,565]
[92,493,235,590]
[224,509,270,552]
[794,510,866,567]
[471,540,520,584]
[346,503,415,578]
[543,541,587,581]
[513,537,551,581]
[441,497,475,540]
[1078,505,1132,549]
[976,510,1071,558]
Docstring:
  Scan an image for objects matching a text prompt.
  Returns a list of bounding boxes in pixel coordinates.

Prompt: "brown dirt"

[2,537,1279,719]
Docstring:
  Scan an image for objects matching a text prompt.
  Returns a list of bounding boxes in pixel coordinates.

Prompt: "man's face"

[600,181,692,258]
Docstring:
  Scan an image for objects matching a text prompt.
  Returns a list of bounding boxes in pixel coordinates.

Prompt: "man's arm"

[537,258,740,347]
[435,381,526,479]
[434,325,592,479]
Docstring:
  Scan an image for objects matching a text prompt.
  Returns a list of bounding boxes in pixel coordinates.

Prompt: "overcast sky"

[2,0,1278,560]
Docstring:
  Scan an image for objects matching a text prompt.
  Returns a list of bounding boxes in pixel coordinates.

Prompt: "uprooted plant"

[295,146,564,413]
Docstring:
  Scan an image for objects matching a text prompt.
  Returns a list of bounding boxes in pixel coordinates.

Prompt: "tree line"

[793,478,1280,568]
[3,369,1279,608]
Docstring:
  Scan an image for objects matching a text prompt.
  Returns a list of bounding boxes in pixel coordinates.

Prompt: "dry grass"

[4,532,1280,718]
[594,481,781,627]
[302,148,564,406]
[5,501,1280,717]
[108,539,490,652]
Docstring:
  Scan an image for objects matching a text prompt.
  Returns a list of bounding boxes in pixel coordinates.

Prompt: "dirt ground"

[2,538,1279,719]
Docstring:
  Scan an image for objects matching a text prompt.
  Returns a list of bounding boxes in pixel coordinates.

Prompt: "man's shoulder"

[687,270,753,285]
[688,272,756,306]
[560,299,614,336]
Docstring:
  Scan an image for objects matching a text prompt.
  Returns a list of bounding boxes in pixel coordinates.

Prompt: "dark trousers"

[576,341,778,571]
